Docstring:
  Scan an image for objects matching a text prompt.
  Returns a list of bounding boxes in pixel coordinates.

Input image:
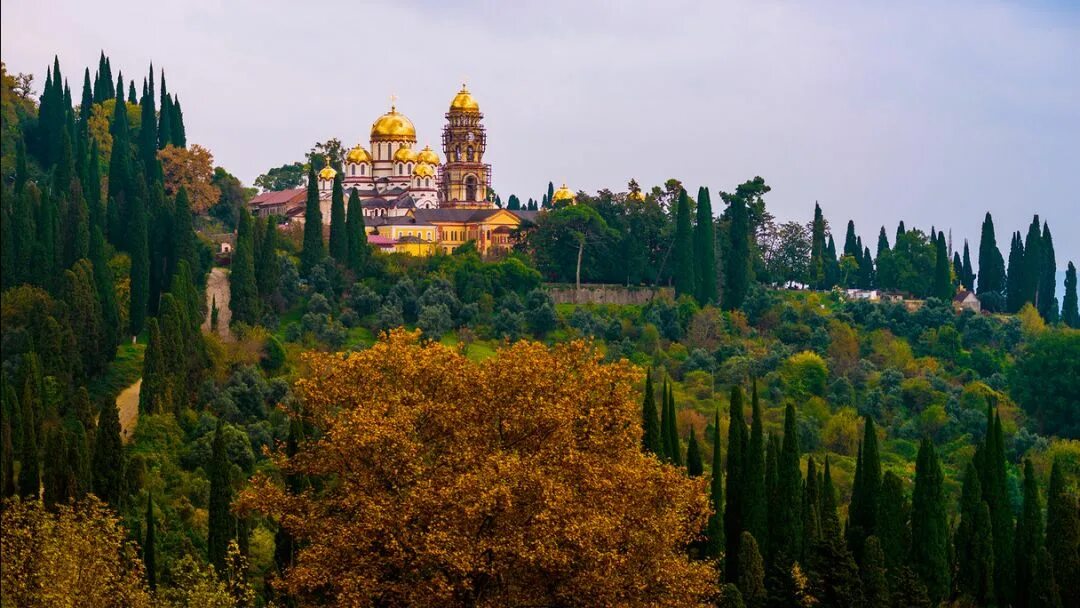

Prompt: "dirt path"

[116,379,141,444]
[202,267,233,341]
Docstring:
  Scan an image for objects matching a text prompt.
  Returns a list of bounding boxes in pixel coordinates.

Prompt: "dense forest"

[1,54,1079,608]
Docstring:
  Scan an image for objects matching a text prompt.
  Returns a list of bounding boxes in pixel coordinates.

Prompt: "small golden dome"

[416,145,440,165]
[371,106,417,142]
[449,85,480,113]
[346,145,371,164]
[393,146,418,163]
[413,163,435,178]
[627,190,645,201]
[319,164,337,180]
[552,183,575,203]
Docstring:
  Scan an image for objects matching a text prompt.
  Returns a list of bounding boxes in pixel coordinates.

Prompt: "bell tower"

[441,84,491,209]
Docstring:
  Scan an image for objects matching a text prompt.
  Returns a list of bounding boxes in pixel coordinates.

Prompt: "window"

[361,165,366,175]
[455,146,461,162]
[465,175,477,201]
[467,146,474,161]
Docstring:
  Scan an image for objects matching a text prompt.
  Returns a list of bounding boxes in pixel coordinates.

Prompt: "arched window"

[465,175,477,201]
[467,146,474,161]
[454,146,461,162]
[360,165,366,175]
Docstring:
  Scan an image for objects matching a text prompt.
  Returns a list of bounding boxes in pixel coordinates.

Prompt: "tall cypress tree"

[345,188,368,274]
[1022,215,1042,308]
[877,471,910,572]
[693,186,718,304]
[706,408,724,559]
[641,371,662,456]
[139,318,170,415]
[932,231,952,300]
[771,403,802,566]
[847,417,881,562]
[208,420,232,573]
[230,209,259,326]
[301,166,324,276]
[666,383,682,467]
[737,532,767,608]
[686,427,704,477]
[810,203,827,289]
[801,455,821,560]
[743,380,766,548]
[17,375,39,498]
[982,409,1015,604]
[171,95,186,147]
[911,438,949,603]
[145,493,157,591]
[724,193,750,309]
[328,172,347,264]
[961,240,976,290]
[256,214,279,304]
[106,89,132,247]
[1046,457,1080,608]
[157,71,172,149]
[955,461,994,604]
[809,456,864,608]
[659,377,672,461]
[1007,231,1027,313]
[92,399,124,508]
[1015,459,1044,608]
[725,385,748,582]
[977,212,1006,311]
[1,412,13,499]
[1063,262,1079,328]
[825,234,840,289]
[128,174,150,335]
[672,189,695,298]
[861,536,890,607]
[1038,222,1058,321]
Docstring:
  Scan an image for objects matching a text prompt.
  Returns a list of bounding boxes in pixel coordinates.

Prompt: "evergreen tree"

[801,455,821,559]
[743,380,766,548]
[672,189,695,298]
[1023,215,1043,308]
[1007,231,1027,313]
[1015,459,1044,608]
[17,374,39,498]
[860,246,874,288]
[42,424,74,508]
[693,186,718,304]
[1063,262,1079,328]
[1,413,13,498]
[256,213,280,303]
[666,383,682,467]
[686,427,703,477]
[1046,457,1079,608]
[230,209,259,325]
[208,420,232,573]
[1038,222,1058,321]
[910,438,949,603]
[808,457,864,608]
[157,72,172,149]
[328,172,347,264]
[706,408,724,559]
[145,493,157,591]
[876,225,890,259]
[737,532,767,608]
[173,187,196,274]
[139,318,170,415]
[955,461,994,604]
[345,188,368,274]
[847,416,881,562]
[640,371,662,456]
[724,192,751,309]
[810,203,827,288]
[825,234,840,289]
[63,260,105,376]
[1032,547,1062,608]
[961,240,976,290]
[977,212,1006,311]
[171,95,186,147]
[982,409,1015,604]
[92,398,124,508]
[719,584,745,608]
[301,166,325,276]
[932,230,952,300]
[659,378,672,461]
[877,471,910,572]
[725,385,748,582]
[771,403,803,567]
[106,89,132,247]
[89,227,120,359]
[128,174,150,335]
[861,536,889,607]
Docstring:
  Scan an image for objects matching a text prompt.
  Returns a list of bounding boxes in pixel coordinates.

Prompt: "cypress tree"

[772,403,802,566]
[85,139,103,230]
[63,260,105,376]
[686,427,703,477]
[725,385,748,582]
[876,225,890,259]
[301,166,324,276]
[911,438,949,603]
[1,413,13,498]
[877,471,910,572]
[810,203,827,288]
[230,209,259,326]
[1015,459,1043,608]
[659,377,672,461]
[953,250,963,286]
[1063,262,1078,328]
[208,420,232,573]
[641,371,662,456]
[106,88,132,247]
[861,536,889,607]
[808,456,864,608]
[847,417,881,562]
[860,246,874,288]
[764,435,779,549]
[345,188,368,274]
[1007,231,1027,313]
[843,220,859,259]
[724,192,750,309]
[983,409,1015,604]
[129,174,150,335]
[89,227,119,359]
[115,73,124,106]
[17,375,39,498]
[1038,222,1058,321]
[933,230,952,300]
[801,455,821,558]
[42,424,73,508]
[92,398,124,508]
[666,383,682,467]
[1046,457,1079,608]
[672,189,695,298]
[956,461,994,604]
[256,214,280,303]
[977,212,1006,311]
[139,318,169,415]
[157,72,172,149]
[961,240,976,290]
[743,379,766,548]
[1032,547,1062,608]
[127,81,137,105]
[693,186,718,304]
[145,493,157,591]
[171,95,186,147]
[328,172,347,264]
[1023,215,1043,308]
[706,408,724,559]
[825,234,840,289]
[737,532,767,608]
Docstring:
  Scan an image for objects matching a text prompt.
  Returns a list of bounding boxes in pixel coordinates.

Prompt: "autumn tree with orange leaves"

[238,330,718,607]
[158,143,220,212]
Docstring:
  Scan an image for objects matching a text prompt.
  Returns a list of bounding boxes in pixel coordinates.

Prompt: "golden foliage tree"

[239,330,717,607]
[158,143,220,212]
[1,497,152,608]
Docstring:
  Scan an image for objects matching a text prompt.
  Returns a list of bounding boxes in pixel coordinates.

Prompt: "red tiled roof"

[249,188,305,206]
[366,234,396,249]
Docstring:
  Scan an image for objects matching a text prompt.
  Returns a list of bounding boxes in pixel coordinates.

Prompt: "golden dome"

[393,146,418,163]
[319,164,337,180]
[552,183,575,203]
[413,163,435,178]
[627,189,645,201]
[371,106,417,142]
[449,85,480,113]
[346,145,371,164]
[416,145,440,165]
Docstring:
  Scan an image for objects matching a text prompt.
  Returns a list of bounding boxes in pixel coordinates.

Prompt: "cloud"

[3,0,1078,265]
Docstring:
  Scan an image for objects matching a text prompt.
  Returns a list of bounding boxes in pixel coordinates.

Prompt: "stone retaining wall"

[545,283,673,305]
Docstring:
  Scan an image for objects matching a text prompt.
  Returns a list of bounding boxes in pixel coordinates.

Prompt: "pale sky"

[3,0,1078,267]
